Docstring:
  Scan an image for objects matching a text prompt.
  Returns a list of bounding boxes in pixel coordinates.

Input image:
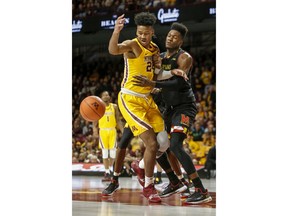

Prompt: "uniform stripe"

[99,137,104,149]
[120,93,152,130]
[113,139,117,149]
[122,58,129,88]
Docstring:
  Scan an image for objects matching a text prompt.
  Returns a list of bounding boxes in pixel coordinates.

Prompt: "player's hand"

[152,53,161,69]
[114,14,125,33]
[132,75,156,87]
[171,69,189,81]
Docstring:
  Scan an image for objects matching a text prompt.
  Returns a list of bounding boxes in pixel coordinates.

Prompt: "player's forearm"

[156,69,173,80]
[155,78,181,90]
[108,32,121,55]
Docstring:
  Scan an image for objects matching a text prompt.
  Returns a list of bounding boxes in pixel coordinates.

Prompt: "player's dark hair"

[171,22,188,39]
[100,90,110,97]
[134,12,157,26]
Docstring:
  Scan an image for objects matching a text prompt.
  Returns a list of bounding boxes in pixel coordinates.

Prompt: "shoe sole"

[142,193,162,203]
[149,198,162,203]
[184,196,212,205]
[180,193,190,199]
[101,186,120,196]
[160,185,188,198]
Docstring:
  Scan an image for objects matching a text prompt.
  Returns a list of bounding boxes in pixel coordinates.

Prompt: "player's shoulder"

[179,49,193,61]
[149,41,160,52]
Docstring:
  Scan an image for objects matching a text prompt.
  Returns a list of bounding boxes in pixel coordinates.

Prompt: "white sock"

[105,169,110,174]
[144,176,154,187]
[177,174,184,180]
[139,159,145,169]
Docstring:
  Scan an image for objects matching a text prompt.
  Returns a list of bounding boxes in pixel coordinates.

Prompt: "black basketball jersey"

[159,49,196,107]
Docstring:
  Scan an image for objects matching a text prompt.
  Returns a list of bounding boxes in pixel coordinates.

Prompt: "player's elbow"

[108,46,120,55]
[108,48,117,55]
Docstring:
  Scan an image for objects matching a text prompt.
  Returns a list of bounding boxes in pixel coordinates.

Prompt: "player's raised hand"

[114,14,126,33]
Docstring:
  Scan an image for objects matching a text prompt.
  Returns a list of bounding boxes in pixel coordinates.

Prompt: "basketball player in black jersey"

[133,22,212,204]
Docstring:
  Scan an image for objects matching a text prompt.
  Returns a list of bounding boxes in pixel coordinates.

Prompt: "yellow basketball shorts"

[99,128,117,150]
[118,92,164,136]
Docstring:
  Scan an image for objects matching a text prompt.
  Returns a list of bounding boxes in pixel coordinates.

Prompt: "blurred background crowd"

[73,0,215,19]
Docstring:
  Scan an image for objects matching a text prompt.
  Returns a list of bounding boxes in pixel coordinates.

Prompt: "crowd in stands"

[72,48,216,171]
[72,0,214,19]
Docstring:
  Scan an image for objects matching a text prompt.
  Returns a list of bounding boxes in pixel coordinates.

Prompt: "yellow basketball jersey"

[121,38,159,94]
[98,103,117,129]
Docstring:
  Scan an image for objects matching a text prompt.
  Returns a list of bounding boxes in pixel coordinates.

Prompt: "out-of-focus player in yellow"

[93,91,123,181]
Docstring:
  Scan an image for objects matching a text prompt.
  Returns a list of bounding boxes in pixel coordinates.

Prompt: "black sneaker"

[180,187,191,199]
[179,179,189,198]
[154,177,163,185]
[184,188,212,204]
[102,180,120,196]
[159,182,187,198]
[102,172,111,182]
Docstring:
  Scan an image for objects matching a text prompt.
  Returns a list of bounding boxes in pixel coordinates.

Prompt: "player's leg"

[102,126,134,196]
[107,128,118,174]
[154,162,163,184]
[99,130,111,181]
[156,152,187,198]
[118,93,161,203]
[169,129,212,204]
[166,148,191,198]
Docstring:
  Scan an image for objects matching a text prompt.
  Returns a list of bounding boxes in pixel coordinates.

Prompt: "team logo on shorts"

[180,114,190,127]
[131,126,138,132]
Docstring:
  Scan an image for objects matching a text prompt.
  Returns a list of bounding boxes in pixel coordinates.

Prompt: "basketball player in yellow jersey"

[93,91,124,181]
[108,12,170,203]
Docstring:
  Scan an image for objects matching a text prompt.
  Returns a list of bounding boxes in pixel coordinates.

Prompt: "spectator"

[204,145,216,179]
[191,121,205,141]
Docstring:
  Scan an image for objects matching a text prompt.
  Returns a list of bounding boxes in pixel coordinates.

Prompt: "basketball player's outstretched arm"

[133,75,186,91]
[133,52,193,89]
[108,14,133,55]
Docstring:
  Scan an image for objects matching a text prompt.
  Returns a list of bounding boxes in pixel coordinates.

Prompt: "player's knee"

[157,130,170,153]
[109,149,116,158]
[102,149,109,159]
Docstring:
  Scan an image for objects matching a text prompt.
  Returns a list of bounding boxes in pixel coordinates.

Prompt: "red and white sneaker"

[131,160,145,187]
[143,184,161,203]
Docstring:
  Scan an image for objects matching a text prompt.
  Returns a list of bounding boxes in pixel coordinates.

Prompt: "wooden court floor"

[72,175,216,216]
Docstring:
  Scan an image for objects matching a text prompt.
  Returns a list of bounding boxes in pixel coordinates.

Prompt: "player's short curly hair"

[171,22,188,39]
[134,12,157,26]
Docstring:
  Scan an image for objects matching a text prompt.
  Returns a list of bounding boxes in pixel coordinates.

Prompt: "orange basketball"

[79,96,106,122]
